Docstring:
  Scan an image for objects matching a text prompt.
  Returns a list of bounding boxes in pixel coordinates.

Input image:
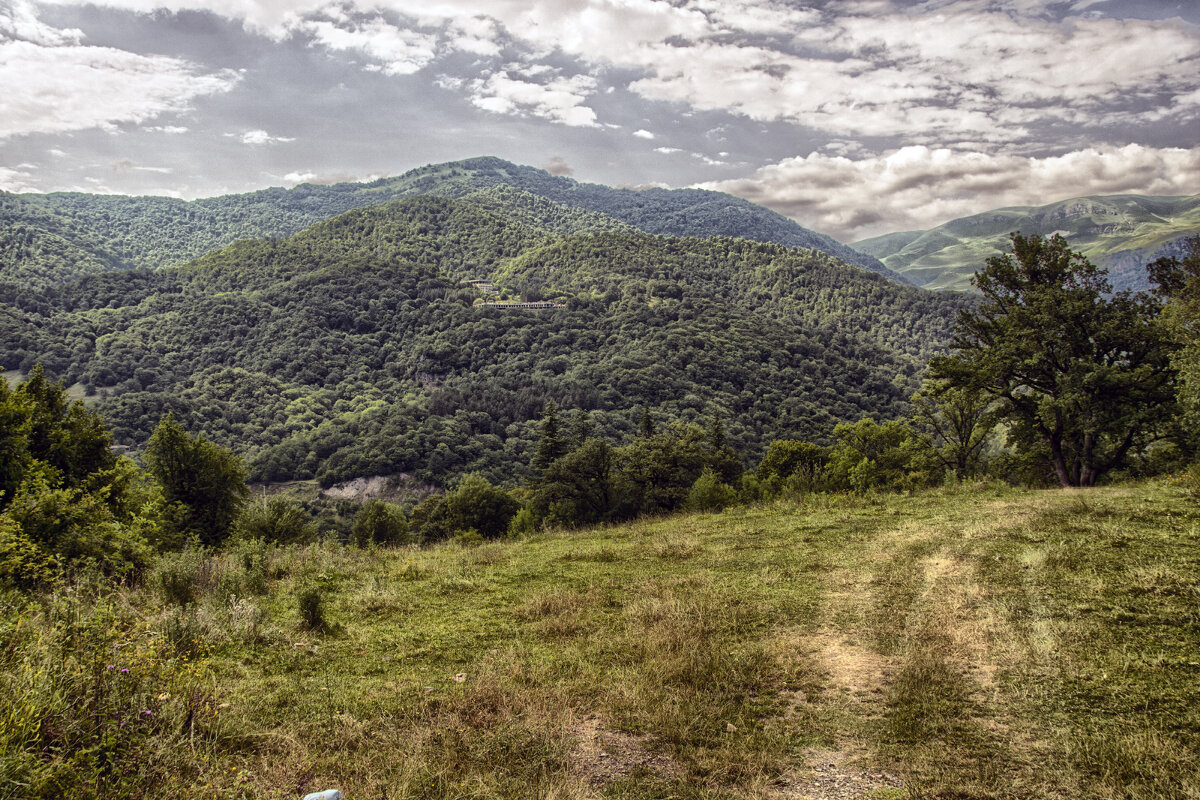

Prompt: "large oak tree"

[931,234,1177,487]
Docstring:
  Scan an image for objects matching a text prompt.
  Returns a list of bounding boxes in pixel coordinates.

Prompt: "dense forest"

[1,192,961,489]
[0,156,901,291]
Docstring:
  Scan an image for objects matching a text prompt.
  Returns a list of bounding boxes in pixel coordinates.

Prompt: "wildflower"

[143,710,152,717]
[121,668,130,674]
[106,665,115,669]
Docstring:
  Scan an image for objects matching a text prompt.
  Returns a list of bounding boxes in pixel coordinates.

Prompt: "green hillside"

[0,194,962,488]
[0,157,902,289]
[853,194,1200,291]
[6,480,1196,798]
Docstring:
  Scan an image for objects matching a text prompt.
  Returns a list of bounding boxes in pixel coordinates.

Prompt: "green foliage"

[685,467,737,512]
[297,584,328,631]
[351,499,410,547]
[507,506,537,537]
[0,156,899,293]
[144,413,248,546]
[0,514,53,589]
[5,193,962,492]
[411,474,519,542]
[908,379,999,480]
[933,234,1179,487]
[154,548,208,607]
[532,401,566,473]
[1150,236,1200,427]
[756,440,829,486]
[235,495,316,545]
[531,438,615,528]
[0,582,214,798]
[826,418,942,492]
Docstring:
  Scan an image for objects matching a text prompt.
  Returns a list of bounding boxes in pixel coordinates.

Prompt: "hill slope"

[1,194,961,487]
[853,194,1200,291]
[0,157,903,288]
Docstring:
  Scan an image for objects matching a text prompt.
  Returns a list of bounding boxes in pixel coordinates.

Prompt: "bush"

[685,468,737,512]
[235,496,315,544]
[297,585,328,631]
[0,515,53,590]
[154,548,210,608]
[351,499,409,547]
[507,507,537,537]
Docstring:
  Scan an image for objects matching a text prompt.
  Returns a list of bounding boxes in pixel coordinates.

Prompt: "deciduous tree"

[932,234,1177,487]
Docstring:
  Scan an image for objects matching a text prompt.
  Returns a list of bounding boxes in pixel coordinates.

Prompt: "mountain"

[852,194,1200,292]
[1,193,962,488]
[0,156,904,289]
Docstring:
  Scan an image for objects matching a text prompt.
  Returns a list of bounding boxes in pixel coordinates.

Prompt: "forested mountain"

[852,193,1200,292]
[0,156,902,290]
[1,194,963,488]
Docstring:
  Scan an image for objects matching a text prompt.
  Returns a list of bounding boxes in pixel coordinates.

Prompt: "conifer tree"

[532,401,567,473]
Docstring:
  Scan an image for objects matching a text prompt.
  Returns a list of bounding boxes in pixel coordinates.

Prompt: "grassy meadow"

[3,479,1198,799]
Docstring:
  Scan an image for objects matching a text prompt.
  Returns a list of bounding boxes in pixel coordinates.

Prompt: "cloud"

[300,16,437,75]
[235,129,295,144]
[0,5,238,139]
[461,68,598,126]
[40,0,1197,145]
[145,125,189,134]
[0,164,38,193]
[654,146,682,154]
[632,129,654,139]
[1,0,82,45]
[282,170,367,184]
[701,145,1200,241]
[541,155,573,176]
[111,158,172,173]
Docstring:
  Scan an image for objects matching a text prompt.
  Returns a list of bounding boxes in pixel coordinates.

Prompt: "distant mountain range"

[0,156,904,289]
[852,194,1200,292]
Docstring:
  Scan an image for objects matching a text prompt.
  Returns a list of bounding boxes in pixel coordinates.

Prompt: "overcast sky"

[1,0,1197,241]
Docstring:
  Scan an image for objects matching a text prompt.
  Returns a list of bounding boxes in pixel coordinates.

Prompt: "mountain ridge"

[852,193,1200,292]
[0,156,905,288]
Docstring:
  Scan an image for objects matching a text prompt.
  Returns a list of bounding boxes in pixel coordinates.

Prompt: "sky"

[1,0,1198,242]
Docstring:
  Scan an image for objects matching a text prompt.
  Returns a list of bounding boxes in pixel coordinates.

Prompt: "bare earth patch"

[570,715,677,786]
[774,748,903,799]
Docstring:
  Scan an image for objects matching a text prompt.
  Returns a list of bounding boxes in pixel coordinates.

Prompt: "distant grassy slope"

[853,194,1200,291]
[1,157,904,287]
[7,480,1197,798]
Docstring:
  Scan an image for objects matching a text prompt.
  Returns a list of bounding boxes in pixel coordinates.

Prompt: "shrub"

[235,496,315,544]
[351,499,410,547]
[686,468,737,512]
[0,515,53,590]
[154,548,210,608]
[507,507,537,537]
[297,585,328,631]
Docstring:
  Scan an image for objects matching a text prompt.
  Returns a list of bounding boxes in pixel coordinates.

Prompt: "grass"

[2,479,1199,798]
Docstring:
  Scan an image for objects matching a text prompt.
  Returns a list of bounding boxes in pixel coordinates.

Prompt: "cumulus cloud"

[461,68,598,126]
[300,16,437,75]
[0,3,237,139]
[632,129,654,139]
[702,145,1200,241]
[235,129,295,144]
